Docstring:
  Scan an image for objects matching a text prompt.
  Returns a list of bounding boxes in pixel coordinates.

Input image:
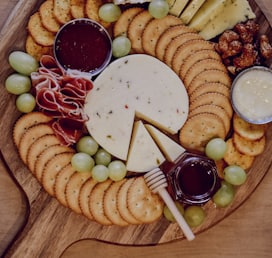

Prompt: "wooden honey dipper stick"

[144,168,195,241]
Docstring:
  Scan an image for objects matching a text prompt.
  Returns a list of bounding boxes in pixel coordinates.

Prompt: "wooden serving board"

[0,0,272,257]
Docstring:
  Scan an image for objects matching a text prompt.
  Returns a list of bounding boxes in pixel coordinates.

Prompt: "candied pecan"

[234,20,260,43]
[259,34,272,59]
[233,43,258,69]
[245,20,260,35]
[218,30,242,58]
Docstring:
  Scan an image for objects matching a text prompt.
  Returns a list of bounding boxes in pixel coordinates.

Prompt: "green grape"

[212,181,235,208]
[76,135,99,156]
[112,36,131,58]
[9,51,39,75]
[5,73,31,95]
[95,148,112,166]
[205,138,227,161]
[71,152,94,172]
[148,0,169,19]
[108,160,127,181]
[98,3,121,23]
[223,165,247,186]
[184,206,206,227]
[163,202,184,222]
[92,164,109,182]
[16,93,36,113]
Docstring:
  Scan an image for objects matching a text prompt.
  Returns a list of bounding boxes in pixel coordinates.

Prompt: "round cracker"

[104,179,129,226]
[127,10,153,53]
[189,82,230,101]
[78,178,98,220]
[54,163,77,207]
[89,179,113,226]
[65,171,92,214]
[26,35,53,61]
[39,0,61,33]
[127,177,163,224]
[164,32,202,68]
[13,112,52,147]
[179,112,226,152]
[224,138,255,170]
[184,59,227,87]
[19,123,55,164]
[233,133,266,156]
[189,92,233,118]
[27,134,60,173]
[53,0,72,24]
[142,14,182,56]
[188,69,232,93]
[113,7,144,37]
[171,39,214,75]
[28,12,55,47]
[34,144,74,181]
[41,152,74,196]
[189,104,231,134]
[155,24,196,61]
[179,49,222,79]
[85,0,110,28]
[233,113,267,141]
[70,0,86,19]
[117,178,141,225]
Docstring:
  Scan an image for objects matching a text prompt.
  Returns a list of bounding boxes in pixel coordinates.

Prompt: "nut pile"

[215,20,272,75]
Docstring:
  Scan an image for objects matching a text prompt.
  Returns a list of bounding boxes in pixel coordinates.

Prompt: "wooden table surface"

[1,1,272,258]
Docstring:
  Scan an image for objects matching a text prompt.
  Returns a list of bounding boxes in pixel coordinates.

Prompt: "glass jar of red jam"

[54,18,112,76]
[163,152,220,205]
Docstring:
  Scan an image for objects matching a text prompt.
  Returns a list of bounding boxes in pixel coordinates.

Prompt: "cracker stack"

[13,112,164,226]
[26,0,110,60]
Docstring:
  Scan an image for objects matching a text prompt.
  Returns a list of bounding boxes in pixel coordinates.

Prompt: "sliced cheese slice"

[84,54,189,161]
[126,121,165,172]
[199,0,256,40]
[145,124,185,162]
[188,0,228,31]
[180,0,206,24]
[169,0,190,16]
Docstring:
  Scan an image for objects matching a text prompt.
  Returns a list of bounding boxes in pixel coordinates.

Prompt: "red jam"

[162,152,220,205]
[54,19,112,75]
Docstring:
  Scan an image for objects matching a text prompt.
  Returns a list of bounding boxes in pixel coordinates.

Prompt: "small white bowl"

[231,66,272,124]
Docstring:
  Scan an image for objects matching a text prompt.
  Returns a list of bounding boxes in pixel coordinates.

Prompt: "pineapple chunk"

[168,0,190,16]
[180,0,206,24]
[188,0,229,31]
[199,0,256,40]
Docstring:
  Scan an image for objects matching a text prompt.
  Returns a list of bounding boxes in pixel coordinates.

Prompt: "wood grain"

[0,0,272,258]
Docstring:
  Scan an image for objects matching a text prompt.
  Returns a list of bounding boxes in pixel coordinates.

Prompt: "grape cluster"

[5,51,38,113]
[72,136,127,182]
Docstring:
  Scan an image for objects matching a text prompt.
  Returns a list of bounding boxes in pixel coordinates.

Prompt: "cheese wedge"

[188,0,228,31]
[199,0,256,40]
[126,121,165,173]
[145,124,185,162]
[179,0,206,24]
[84,54,189,162]
[169,0,190,16]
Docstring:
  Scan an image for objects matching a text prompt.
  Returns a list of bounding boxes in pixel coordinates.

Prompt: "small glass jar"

[54,18,112,77]
[165,152,220,205]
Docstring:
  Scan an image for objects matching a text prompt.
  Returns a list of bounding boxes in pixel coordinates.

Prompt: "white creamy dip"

[231,67,272,124]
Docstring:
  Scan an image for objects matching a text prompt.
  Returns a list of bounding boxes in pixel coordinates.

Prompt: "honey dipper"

[144,168,195,241]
